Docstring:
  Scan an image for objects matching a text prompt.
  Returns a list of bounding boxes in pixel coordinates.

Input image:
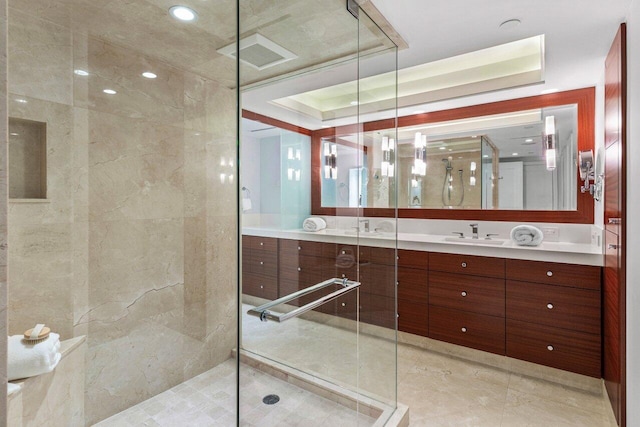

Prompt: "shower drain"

[262,394,280,405]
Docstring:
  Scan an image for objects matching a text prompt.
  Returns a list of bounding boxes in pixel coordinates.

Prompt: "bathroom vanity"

[242,228,602,378]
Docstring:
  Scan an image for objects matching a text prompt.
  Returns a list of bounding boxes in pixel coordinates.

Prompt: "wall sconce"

[381,136,395,177]
[324,142,337,179]
[543,115,556,171]
[286,146,302,181]
[413,132,427,176]
[469,161,477,186]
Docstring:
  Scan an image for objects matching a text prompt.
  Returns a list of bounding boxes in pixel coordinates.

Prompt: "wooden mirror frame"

[311,87,595,223]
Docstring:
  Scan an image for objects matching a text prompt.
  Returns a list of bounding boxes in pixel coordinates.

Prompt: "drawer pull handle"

[260,261,264,265]
[608,244,619,250]
[297,267,301,272]
[341,302,346,307]
[341,274,346,278]
[547,345,554,351]
[297,246,301,250]
[461,262,467,268]
[341,250,346,254]
[608,218,621,224]
[546,271,553,277]
[461,291,467,297]
[260,242,264,246]
[547,303,553,309]
[260,285,264,289]
[461,327,467,333]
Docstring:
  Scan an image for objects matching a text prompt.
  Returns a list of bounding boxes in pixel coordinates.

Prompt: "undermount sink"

[443,236,506,245]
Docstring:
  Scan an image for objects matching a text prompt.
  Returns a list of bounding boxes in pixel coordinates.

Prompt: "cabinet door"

[397,267,427,304]
[398,299,428,336]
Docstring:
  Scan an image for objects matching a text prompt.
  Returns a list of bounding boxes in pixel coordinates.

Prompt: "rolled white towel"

[510,225,544,246]
[303,217,327,232]
[7,333,62,381]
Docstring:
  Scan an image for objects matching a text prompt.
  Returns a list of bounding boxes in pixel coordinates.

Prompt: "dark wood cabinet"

[429,306,505,355]
[429,271,505,317]
[506,259,600,290]
[429,252,505,278]
[242,236,279,300]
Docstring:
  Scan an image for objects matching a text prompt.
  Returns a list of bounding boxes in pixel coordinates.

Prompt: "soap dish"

[23,324,51,342]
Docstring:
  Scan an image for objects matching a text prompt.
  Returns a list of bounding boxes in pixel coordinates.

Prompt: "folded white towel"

[303,217,327,232]
[510,225,544,246]
[7,333,61,381]
[7,382,21,396]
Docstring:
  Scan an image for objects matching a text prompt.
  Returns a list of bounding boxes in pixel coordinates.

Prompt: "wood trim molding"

[242,110,312,136]
[311,88,596,223]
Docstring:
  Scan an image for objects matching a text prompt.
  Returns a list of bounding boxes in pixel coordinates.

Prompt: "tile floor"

[97,305,618,426]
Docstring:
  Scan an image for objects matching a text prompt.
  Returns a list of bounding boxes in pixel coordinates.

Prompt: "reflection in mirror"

[321,137,367,208]
[325,104,579,211]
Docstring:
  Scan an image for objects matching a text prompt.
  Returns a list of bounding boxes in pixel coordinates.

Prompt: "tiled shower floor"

[95,359,376,427]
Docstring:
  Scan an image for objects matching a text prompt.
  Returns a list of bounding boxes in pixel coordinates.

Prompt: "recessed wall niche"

[9,118,47,199]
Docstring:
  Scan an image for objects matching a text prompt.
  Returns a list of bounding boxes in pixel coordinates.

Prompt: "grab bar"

[247,277,361,323]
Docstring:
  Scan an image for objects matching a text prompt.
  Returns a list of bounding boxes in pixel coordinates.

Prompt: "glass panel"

[239,1,398,425]
[6,0,238,425]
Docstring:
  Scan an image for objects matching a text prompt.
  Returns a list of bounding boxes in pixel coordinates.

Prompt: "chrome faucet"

[359,219,370,233]
[470,223,479,239]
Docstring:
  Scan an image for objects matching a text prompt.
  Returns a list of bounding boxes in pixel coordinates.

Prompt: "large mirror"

[312,88,595,223]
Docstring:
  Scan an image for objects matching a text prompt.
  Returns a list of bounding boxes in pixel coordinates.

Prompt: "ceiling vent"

[217,34,297,71]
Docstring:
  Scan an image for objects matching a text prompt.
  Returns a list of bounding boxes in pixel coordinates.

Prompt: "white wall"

[626,1,640,425]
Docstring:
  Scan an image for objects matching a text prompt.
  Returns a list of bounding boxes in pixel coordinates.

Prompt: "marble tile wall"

[5,2,238,425]
[1,0,7,423]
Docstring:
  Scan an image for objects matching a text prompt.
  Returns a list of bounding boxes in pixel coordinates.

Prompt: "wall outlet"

[541,226,559,242]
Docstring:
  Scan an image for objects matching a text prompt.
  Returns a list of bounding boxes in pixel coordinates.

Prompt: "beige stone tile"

[502,388,610,427]
[7,222,74,338]
[86,110,184,222]
[74,37,185,125]
[8,9,72,105]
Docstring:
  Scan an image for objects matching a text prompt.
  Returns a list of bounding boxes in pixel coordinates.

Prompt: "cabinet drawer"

[429,272,505,317]
[243,272,278,300]
[248,251,278,277]
[245,235,278,252]
[430,253,505,278]
[361,293,395,329]
[429,306,505,354]
[279,239,325,258]
[398,299,428,337]
[397,249,428,269]
[326,244,371,262]
[398,267,428,304]
[361,263,395,298]
[506,259,601,290]
[506,281,600,335]
[370,247,395,265]
[279,255,326,283]
[507,319,601,377]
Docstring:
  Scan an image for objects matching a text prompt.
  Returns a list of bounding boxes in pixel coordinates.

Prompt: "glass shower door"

[238,1,398,425]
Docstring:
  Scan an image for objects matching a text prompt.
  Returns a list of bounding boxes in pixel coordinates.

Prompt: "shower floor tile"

[94,359,377,427]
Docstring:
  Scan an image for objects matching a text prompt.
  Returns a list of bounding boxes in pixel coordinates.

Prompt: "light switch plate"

[541,227,559,242]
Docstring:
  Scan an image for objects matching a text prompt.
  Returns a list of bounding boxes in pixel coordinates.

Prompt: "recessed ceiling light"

[74,69,89,76]
[142,72,157,79]
[169,5,198,22]
[499,19,521,30]
[541,88,558,94]
[350,101,359,106]
[512,152,519,156]
[103,89,117,95]
[525,138,533,142]
[15,98,27,103]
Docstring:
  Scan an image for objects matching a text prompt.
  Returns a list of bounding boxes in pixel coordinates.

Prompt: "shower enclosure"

[2,0,399,425]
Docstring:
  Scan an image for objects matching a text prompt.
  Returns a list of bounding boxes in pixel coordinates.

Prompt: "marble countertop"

[243,227,604,266]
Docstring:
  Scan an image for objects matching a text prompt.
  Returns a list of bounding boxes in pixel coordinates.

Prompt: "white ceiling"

[242,0,632,129]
